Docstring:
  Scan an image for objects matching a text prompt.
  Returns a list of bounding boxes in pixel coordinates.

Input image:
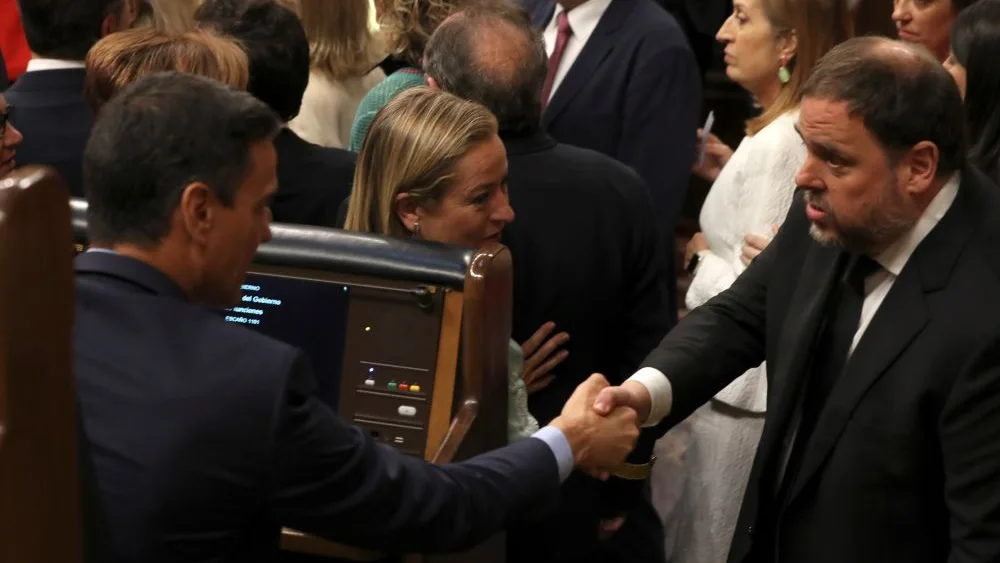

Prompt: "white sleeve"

[628,367,674,427]
[684,247,743,311]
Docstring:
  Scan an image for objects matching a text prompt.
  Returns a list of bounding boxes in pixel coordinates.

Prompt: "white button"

[398,405,417,417]
[364,378,375,387]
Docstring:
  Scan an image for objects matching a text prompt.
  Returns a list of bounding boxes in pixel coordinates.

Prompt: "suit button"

[747,525,754,537]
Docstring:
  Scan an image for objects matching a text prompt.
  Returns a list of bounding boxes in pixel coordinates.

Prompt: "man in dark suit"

[5,0,138,197]
[594,37,1000,563]
[193,0,354,228]
[424,7,671,563]
[75,71,641,563]
[523,0,702,322]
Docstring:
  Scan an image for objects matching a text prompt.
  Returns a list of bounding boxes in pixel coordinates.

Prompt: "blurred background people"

[196,0,356,227]
[5,0,140,197]
[348,0,473,152]
[945,0,1000,183]
[654,0,852,561]
[892,0,977,61]
[288,0,386,149]
[0,91,23,176]
[84,27,249,113]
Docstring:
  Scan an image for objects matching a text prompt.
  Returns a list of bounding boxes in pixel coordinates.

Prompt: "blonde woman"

[84,27,249,113]
[345,87,569,442]
[655,0,852,560]
[289,0,386,149]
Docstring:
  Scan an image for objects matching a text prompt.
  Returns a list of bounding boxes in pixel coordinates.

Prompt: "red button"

[399,383,409,391]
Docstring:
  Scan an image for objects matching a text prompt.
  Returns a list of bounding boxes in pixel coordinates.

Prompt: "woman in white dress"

[652,0,852,561]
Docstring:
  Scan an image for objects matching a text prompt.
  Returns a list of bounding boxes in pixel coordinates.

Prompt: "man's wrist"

[550,415,591,467]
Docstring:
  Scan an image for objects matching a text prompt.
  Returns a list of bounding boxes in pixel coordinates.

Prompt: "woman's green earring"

[778,65,791,85]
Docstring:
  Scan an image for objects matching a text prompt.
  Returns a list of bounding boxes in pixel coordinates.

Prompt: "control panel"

[338,284,445,458]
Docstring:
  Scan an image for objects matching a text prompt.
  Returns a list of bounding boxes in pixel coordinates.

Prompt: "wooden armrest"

[280,528,385,561]
[430,399,478,464]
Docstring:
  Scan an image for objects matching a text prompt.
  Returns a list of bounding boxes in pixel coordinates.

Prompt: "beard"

[804,174,922,255]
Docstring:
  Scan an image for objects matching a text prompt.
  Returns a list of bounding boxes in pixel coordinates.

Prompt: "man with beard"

[590,36,1000,563]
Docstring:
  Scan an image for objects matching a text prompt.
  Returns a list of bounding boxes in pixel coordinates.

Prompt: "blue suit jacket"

[525,0,701,237]
[73,251,561,563]
[4,68,91,197]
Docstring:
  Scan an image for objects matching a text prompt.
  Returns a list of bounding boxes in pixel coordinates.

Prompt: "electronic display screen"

[220,272,350,410]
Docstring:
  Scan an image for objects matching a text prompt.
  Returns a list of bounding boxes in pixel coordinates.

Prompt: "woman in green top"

[344,87,569,441]
[349,0,475,152]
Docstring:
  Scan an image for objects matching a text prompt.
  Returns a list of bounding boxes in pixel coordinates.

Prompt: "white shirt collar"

[26,58,86,73]
[874,171,961,276]
[547,0,613,43]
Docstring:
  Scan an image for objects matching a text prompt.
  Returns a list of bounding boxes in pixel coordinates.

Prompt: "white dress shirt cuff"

[531,425,574,482]
[627,367,673,427]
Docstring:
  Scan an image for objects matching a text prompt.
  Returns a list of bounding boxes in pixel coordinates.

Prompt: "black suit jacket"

[4,69,91,197]
[501,132,671,562]
[645,168,1000,563]
[73,251,561,563]
[272,128,355,228]
[524,0,701,239]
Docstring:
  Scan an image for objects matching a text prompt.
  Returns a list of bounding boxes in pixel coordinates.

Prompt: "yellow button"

[410,385,421,392]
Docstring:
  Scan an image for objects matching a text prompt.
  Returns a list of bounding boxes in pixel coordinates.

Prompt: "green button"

[387,381,398,389]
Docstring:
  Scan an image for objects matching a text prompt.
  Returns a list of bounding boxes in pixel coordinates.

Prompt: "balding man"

[424,6,671,563]
[594,37,1000,563]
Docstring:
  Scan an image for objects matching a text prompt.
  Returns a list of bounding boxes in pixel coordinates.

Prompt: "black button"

[747,525,755,536]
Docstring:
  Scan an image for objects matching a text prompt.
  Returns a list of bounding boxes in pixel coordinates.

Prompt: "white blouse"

[685,110,805,412]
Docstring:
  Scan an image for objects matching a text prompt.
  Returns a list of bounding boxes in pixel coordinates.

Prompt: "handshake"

[549,374,650,475]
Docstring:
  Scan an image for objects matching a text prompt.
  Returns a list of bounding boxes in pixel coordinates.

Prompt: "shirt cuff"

[531,425,574,483]
[627,367,673,427]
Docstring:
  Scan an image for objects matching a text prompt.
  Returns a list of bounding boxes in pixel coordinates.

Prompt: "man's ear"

[394,192,420,234]
[426,76,440,90]
[178,182,217,244]
[902,141,940,196]
[101,0,139,36]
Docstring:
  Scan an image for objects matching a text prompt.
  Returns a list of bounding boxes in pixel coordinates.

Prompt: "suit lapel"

[542,0,630,126]
[786,269,928,502]
[754,244,845,499]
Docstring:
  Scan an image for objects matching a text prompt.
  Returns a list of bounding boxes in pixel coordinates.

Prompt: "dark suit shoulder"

[534,142,651,203]
[624,0,692,50]
[74,272,301,409]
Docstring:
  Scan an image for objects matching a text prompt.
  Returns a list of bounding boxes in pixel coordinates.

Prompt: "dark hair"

[423,3,546,135]
[952,0,1000,183]
[194,0,309,121]
[802,36,966,176]
[16,0,125,60]
[83,71,279,246]
[954,0,980,11]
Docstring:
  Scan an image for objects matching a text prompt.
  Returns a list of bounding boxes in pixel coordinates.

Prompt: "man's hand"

[593,380,653,425]
[551,374,640,472]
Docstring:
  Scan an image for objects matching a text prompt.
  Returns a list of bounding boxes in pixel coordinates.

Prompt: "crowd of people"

[3,0,1000,562]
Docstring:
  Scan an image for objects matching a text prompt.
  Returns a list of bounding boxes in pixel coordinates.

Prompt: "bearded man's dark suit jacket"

[644,166,1000,563]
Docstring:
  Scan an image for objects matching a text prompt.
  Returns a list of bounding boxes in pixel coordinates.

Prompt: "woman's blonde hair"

[344,87,498,237]
[746,0,853,134]
[85,27,249,113]
[379,0,472,69]
[299,0,385,80]
[150,0,203,35]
